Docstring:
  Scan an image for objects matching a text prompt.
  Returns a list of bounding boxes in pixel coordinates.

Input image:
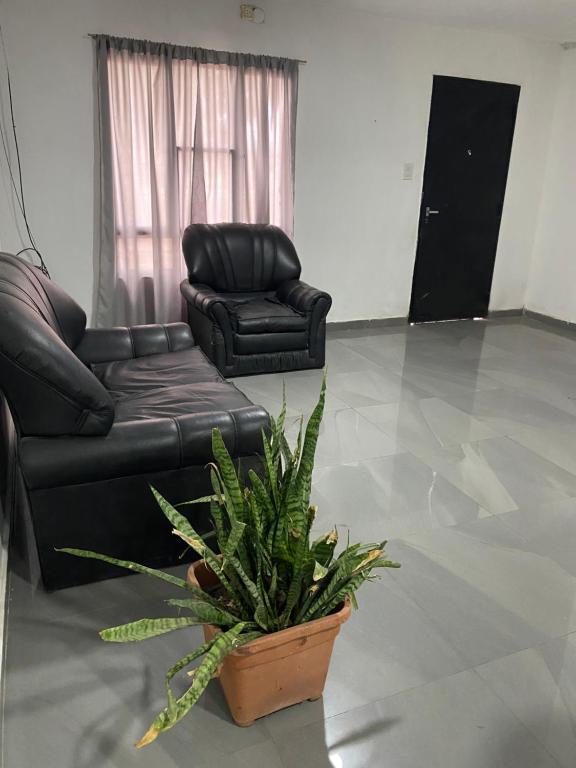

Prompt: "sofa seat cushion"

[93,347,223,397]
[228,298,307,335]
[20,381,268,490]
[114,381,249,421]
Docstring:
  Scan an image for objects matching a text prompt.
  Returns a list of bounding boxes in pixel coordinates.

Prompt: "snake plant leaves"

[311,529,338,567]
[162,638,218,718]
[136,623,248,748]
[175,494,218,506]
[261,430,280,510]
[211,428,247,523]
[100,617,200,643]
[57,548,191,591]
[313,560,329,582]
[150,486,204,542]
[61,375,401,748]
[166,599,242,627]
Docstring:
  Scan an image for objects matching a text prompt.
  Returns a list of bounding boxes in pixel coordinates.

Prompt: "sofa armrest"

[75,323,194,365]
[276,280,332,315]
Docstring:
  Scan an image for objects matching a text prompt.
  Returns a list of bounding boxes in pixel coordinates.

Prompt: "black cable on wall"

[0,22,49,276]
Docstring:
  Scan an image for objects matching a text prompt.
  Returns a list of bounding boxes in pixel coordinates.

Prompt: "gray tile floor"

[4,317,576,767]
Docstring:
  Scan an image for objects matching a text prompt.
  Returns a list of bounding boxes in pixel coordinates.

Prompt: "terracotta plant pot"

[187,559,351,726]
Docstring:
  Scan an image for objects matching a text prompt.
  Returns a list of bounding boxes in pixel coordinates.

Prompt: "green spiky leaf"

[100,617,199,643]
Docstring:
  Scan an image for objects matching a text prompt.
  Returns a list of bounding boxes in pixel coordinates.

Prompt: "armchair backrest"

[182,223,301,292]
[0,252,114,437]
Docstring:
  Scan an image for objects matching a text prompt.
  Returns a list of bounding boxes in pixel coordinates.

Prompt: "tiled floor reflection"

[5,317,576,767]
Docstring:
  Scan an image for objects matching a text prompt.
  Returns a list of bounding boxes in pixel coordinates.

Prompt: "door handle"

[425,206,439,217]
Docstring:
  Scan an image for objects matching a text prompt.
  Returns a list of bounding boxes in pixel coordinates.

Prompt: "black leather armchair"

[0,252,269,589]
[181,224,332,376]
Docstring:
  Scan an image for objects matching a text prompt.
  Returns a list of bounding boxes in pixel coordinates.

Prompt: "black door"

[409,75,520,323]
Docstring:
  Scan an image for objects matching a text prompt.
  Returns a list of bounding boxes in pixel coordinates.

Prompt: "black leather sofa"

[181,224,332,376]
[0,252,269,589]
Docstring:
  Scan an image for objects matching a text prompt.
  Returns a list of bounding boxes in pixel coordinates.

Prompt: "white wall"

[526,49,576,324]
[0,0,561,322]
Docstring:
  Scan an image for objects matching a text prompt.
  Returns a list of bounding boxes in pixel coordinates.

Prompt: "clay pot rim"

[187,559,351,657]
[221,597,351,657]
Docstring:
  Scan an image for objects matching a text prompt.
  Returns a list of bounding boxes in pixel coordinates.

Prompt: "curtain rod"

[84,33,307,64]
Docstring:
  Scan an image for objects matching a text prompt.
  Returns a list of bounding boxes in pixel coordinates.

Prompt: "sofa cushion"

[0,253,114,437]
[114,381,249,421]
[93,347,223,397]
[230,298,307,334]
[20,381,269,489]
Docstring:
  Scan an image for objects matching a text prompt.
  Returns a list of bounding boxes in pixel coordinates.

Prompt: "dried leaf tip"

[353,549,382,573]
[135,726,160,748]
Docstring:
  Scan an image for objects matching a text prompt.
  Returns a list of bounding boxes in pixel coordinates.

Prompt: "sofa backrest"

[0,252,114,436]
[182,223,301,292]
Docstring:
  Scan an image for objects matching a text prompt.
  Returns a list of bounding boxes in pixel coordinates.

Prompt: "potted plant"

[60,378,400,747]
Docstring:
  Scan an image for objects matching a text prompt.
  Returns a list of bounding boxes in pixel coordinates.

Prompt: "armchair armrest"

[75,323,194,365]
[180,280,235,367]
[276,280,332,314]
[179,281,231,317]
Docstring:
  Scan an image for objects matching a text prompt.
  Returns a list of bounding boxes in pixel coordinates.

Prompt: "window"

[94,36,299,325]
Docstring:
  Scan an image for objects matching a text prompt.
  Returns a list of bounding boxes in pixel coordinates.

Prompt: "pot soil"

[187,558,351,726]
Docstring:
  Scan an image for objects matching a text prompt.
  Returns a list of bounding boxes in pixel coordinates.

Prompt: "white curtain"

[93,36,299,326]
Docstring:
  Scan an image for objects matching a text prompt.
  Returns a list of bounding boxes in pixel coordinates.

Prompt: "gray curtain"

[92,35,299,327]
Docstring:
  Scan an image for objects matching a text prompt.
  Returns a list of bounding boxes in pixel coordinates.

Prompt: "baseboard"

[328,310,526,330]
[327,308,576,334]
[327,317,407,331]
[488,309,524,318]
[524,309,576,333]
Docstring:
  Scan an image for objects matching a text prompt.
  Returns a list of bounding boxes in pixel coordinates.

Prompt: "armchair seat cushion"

[229,297,307,335]
[93,347,222,397]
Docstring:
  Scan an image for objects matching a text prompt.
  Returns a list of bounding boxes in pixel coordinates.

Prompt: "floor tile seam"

[385,561,556,673]
[264,666,476,748]
[267,656,566,755]
[330,424,501,521]
[398,435,528,508]
[468,666,565,768]
[315,406,413,466]
[346,408,419,447]
[392,511,576,561]
[472,626,576,679]
[352,402,504,450]
[505,434,576,476]
[312,449,410,472]
[377,509,498,545]
[390,517,576,625]
[395,441,507,509]
[464,379,576,424]
[403,429,576,491]
[334,343,406,371]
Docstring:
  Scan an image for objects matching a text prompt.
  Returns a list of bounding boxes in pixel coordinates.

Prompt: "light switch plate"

[402,162,414,181]
[240,4,255,19]
[240,4,265,22]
